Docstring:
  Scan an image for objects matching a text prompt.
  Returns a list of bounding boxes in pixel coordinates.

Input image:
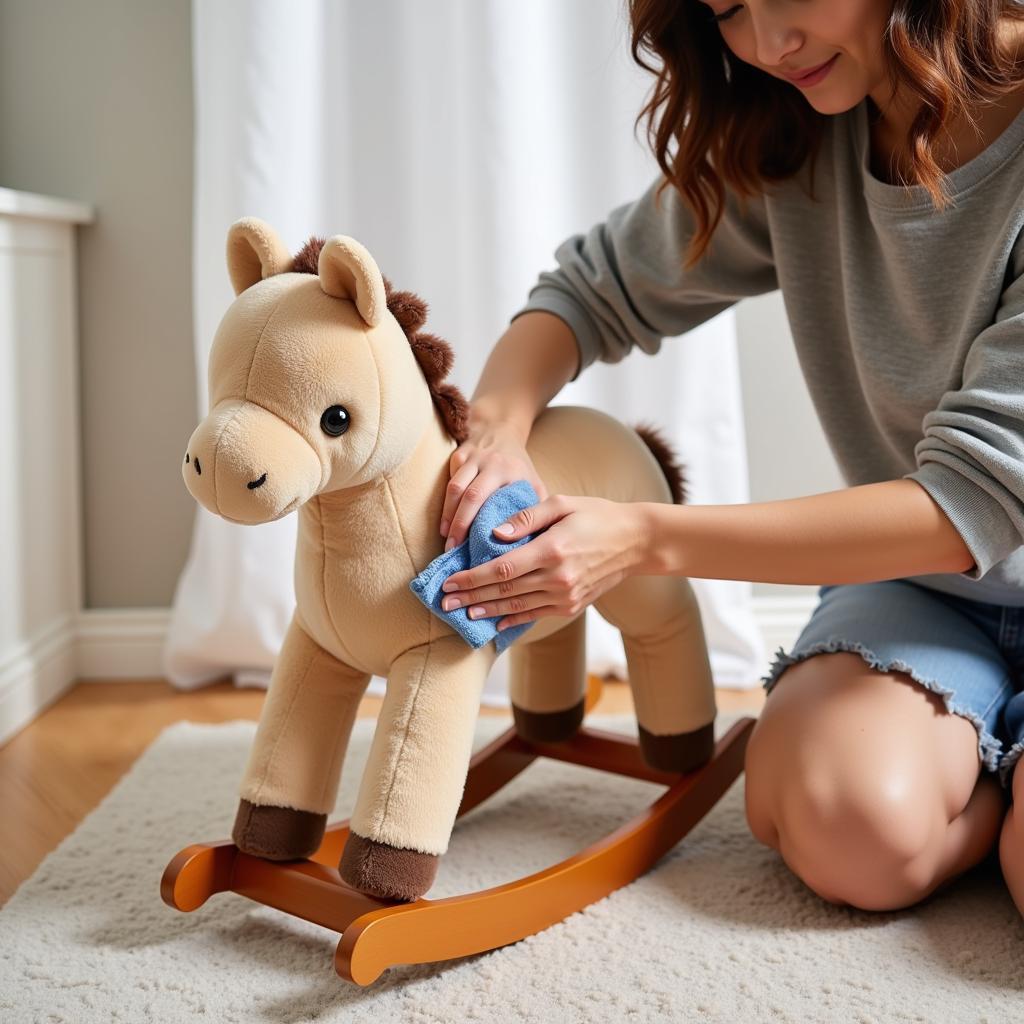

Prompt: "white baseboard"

[75,607,172,680]
[0,608,170,749]
[0,614,79,748]
[0,597,815,748]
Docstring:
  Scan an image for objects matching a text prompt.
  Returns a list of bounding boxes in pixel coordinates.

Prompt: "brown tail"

[632,422,689,505]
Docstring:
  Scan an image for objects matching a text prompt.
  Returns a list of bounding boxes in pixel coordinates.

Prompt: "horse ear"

[318,235,387,327]
[226,218,294,295]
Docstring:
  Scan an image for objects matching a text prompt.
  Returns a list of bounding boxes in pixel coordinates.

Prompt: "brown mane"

[292,236,470,443]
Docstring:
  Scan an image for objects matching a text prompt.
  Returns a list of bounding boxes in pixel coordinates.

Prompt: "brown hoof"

[512,697,585,743]
[232,798,327,861]
[638,721,716,774]
[339,831,439,902]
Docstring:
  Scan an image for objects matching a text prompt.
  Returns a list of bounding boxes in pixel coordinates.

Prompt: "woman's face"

[699,0,892,116]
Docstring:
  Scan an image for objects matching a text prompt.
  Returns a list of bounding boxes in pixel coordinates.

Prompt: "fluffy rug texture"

[1,712,1023,1023]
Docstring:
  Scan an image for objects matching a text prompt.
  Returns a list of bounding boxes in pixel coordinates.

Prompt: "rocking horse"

[161,218,755,983]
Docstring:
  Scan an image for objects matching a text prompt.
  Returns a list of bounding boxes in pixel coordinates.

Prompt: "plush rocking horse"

[160,218,755,983]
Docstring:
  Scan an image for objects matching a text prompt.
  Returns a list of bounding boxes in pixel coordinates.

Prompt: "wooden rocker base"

[161,678,755,985]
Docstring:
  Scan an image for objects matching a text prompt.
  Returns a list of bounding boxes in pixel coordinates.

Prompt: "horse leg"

[233,613,371,860]
[339,634,495,901]
[593,574,717,773]
[508,612,587,742]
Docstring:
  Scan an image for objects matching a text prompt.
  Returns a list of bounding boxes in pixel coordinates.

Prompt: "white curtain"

[164,0,766,702]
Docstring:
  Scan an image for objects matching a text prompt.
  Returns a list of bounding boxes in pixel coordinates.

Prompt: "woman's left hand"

[438,495,654,631]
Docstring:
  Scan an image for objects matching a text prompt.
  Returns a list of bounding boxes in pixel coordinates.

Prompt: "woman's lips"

[783,54,839,85]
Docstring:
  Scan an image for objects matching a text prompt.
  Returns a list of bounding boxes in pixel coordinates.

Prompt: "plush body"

[182,219,717,901]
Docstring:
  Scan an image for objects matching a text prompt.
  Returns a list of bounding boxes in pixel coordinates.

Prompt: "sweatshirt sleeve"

[901,267,1024,581]
[512,175,778,380]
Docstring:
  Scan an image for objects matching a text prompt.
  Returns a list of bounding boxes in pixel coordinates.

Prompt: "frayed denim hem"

[760,638,1007,784]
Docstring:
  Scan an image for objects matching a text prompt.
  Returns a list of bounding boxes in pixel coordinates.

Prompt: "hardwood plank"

[0,676,764,907]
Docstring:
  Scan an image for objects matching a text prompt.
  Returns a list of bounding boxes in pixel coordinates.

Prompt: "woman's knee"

[749,753,942,909]
[773,765,947,909]
[744,652,962,910]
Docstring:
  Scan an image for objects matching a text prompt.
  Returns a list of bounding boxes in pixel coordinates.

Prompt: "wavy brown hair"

[629,0,1024,268]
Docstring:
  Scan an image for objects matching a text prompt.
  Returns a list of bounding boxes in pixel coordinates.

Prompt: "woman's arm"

[435,481,974,630]
[467,310,580,443]
[639,478,976,584]
[438,311,580,547]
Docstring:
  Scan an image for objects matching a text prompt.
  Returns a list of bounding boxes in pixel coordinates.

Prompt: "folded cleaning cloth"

[409,479,542,653]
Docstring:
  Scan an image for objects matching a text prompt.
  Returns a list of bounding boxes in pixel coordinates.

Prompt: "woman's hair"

[629,0,1024,268]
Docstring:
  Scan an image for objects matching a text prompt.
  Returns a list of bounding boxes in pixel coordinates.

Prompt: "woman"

[434,0,1024,915]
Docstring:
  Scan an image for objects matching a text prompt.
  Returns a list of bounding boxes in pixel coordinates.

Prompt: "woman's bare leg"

[744,651,1005,910]
[998,762,1024,917]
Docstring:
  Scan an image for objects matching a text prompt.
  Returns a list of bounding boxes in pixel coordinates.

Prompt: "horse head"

[182,218,468,524]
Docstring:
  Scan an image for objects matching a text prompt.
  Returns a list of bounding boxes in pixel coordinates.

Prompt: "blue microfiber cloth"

[409,479,542,653]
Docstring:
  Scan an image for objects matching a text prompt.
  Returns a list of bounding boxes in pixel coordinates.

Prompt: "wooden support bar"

[524,727,682,785]
[230,854,394,931]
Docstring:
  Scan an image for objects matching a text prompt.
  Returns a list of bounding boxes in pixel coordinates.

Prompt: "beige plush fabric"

[181,220,716,870]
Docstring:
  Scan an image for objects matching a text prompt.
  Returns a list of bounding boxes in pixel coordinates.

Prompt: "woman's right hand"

[440,422,549,551]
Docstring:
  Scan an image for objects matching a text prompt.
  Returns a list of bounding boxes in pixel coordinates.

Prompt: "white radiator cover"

[0,188,93,747]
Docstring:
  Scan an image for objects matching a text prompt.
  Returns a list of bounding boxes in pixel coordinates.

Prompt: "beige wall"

[0,0,196,608]
[0,0,839,612]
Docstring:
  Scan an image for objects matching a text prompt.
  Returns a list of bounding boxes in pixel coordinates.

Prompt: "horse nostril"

[185,453,189,464]
[247,472,267,490]
[194,456,201,475]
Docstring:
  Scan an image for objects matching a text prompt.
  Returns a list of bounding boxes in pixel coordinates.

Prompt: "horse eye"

[320,405,350,437]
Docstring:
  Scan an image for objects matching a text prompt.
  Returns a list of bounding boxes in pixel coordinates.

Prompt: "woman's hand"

[438,495,654,631]
[440,423,549,551]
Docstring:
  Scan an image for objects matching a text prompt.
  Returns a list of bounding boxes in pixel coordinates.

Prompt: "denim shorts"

[760,579,1024,791]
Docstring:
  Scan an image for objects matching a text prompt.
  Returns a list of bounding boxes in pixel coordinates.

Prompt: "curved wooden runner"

[161,680,754,985]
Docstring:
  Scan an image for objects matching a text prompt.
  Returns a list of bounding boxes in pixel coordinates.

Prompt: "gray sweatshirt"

[514,98,1024,607]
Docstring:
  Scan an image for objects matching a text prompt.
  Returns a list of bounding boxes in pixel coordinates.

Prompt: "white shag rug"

[2,712,1023,1024]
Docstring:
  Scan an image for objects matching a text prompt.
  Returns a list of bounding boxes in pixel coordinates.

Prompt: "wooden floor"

[0,676,765,908]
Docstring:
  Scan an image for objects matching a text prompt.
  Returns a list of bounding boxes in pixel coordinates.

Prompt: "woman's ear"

[317,235,387,327]
[226,218,294,295]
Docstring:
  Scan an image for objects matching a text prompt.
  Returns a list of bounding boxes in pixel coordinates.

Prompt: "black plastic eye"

[320,405,351,437]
